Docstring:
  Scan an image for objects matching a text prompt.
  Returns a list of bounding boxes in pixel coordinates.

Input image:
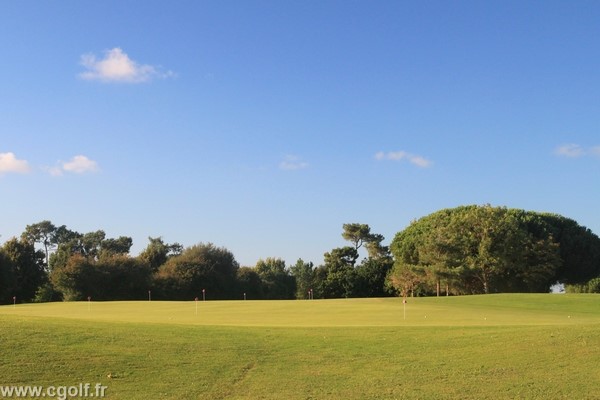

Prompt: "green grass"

[1,295,599,399]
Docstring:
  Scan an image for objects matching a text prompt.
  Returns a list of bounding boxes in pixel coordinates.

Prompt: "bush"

[586,277,600,293]
[565,277,600,293]
[33,282,62,303]
[153,243,239,300]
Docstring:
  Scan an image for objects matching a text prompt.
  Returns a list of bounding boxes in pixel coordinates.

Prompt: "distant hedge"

[566,277,600,293]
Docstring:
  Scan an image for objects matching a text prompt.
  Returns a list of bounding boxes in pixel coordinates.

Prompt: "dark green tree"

[355,257,394,297]
[50,229,134,270]
[50,253,152,301]
[289,259,315,299]
[99,236,133,258]
[390,205,574,295]
[2,238,46,302]
[153,243,239,300]
[236,267,264,299]
[255,258,296,299]
[320,246,359,298]
[50,254,96,301]
[138,237,183,272]
[342,223,389,257]
[539,214,600,284]
[21,220,57,269]
[342,223,373,251]
[79,230,106,259]
[0,249,16,303]
[320,223,392,298]
[48,227,83,270]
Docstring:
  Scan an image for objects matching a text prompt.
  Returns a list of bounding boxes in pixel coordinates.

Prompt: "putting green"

[1,294,598,327]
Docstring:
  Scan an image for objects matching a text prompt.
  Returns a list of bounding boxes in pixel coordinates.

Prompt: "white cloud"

[554,144,600,158]
[46,166,64,177]
[375,150,405,161]
[62,155,99,173]
[555,144,585,158]
[279,155,309,171]
[49,155,99,176]
[0,152,31,175]
[375,150,433,168]
[78,48,173,83]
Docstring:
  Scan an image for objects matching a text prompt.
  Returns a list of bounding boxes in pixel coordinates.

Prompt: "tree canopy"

[389,205,600,295]
[2,209,599,304]
[153,243,239,300]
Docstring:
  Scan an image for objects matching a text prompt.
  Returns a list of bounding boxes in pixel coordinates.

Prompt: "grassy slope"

[1,295,599,399]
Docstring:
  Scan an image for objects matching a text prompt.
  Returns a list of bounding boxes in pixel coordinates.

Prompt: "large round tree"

[389,205,600,295]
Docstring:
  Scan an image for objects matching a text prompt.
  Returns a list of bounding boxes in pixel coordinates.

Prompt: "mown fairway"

[1,295,599,399]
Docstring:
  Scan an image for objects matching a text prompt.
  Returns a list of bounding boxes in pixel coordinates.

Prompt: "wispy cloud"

[554,144,585,158]
[375,151,433,168]
[48,155,100,176]
[554,144,600,158]
[0,152,31,175]
[78,47,174,83]
[279,155,309,171]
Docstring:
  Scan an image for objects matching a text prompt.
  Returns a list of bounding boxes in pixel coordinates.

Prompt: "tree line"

[0,221,393,303]
[2,206,600,304]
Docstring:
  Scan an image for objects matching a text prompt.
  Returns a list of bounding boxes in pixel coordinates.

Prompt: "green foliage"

[289,259,315,299]
[390,205,572,295]
[388,262,424,297]
[12,208,597,303]
[49,227,135,271]
[33,281,61,303]
[0,249,16,303]
[354,257,394,297]
[317,224,394,299]
[21,220,57,268]
[320,246,359,298]
[342,223,389,258]
[99,236,133,258]
[153,243,239,300]
[50,254,152,301]
[2,237,47,302]
[79,230,107,258]
[565,277,600,293]
[537,214,600,283]
[49,254,92,301]
[341,223,373,250]
[255,258,296,300]
[236,266,264,299]
[138,237,182,272]
[45,225,80,270]
[588,277,600,293]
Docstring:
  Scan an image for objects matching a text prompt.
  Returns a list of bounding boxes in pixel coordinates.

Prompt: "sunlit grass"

[1,294,599,399]
[2,294,598,327]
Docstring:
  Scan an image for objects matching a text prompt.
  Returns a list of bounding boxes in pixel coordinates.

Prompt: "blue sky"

[1,1,599,267]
